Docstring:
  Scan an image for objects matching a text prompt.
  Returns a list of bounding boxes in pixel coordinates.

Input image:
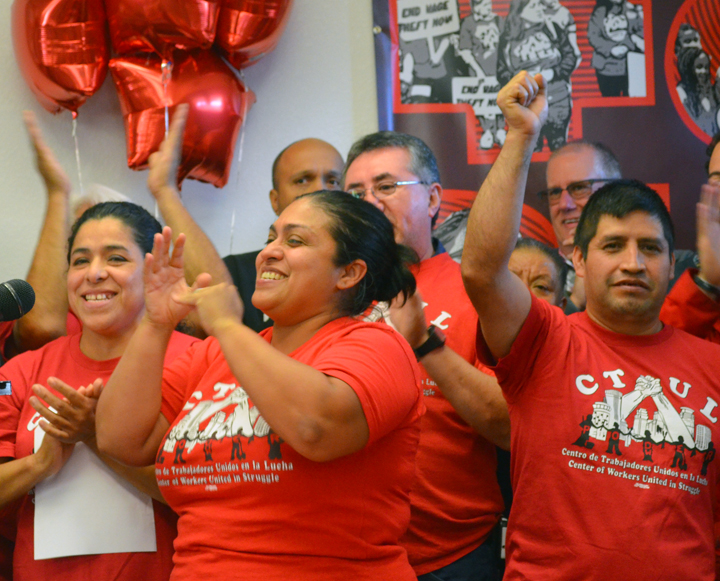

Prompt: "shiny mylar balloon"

[11,0,109,114]
[215,0,294,69]
[109,50,254,188]
[105,0,221,57]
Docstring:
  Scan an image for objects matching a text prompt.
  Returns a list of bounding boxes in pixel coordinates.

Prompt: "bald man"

[223,138,345,331]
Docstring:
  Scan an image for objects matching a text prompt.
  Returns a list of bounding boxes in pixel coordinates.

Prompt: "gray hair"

[343,131,441,187]
[548,141,622,180]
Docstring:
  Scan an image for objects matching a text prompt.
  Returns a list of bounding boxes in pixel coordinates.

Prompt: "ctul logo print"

[573,375,715,478]
[158,383,282,466]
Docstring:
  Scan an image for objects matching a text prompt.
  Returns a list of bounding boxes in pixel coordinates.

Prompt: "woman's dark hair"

[573,179,674,259]
[67,201,162,262]
[675,24,700,57]
[677,47,708,118]
[302,190,418,316]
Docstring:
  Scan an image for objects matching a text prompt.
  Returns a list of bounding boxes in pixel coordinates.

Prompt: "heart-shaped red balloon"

[109,50,254,188]
[12,0,109,114]
[106,0,221,57]
[215,0,293,69]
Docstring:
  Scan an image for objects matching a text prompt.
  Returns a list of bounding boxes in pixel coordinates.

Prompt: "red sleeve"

[660,270,720,341]
[489,295,567,403]
[311,325,423,446]
[0,350,36,458]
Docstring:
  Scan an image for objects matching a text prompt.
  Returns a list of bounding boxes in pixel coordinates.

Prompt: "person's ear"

[572,245,585,279]
[336,259,368,291]
[669,250,676,282]
[269,189,281,216]
[428,183,442,219]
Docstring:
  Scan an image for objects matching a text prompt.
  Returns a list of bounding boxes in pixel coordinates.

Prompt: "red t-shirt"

[157,317,424,581]
[492,296,720,580]
[661,269,720,344]
[0,331,197,581]
[400,253,504,574]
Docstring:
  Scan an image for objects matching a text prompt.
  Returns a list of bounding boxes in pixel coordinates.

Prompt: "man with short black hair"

[462,71,720,580]
[344,131,509,581]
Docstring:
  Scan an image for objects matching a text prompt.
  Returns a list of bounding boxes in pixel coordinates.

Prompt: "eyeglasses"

[537,179,609,205]
[709,172,720,186]
[347,180,426,200]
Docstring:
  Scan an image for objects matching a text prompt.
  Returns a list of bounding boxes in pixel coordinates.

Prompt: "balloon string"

[160,57,173,217]
[229,209,237,255]
[161,59,173,138]
[71,115,84,198]
[229,71,249,255]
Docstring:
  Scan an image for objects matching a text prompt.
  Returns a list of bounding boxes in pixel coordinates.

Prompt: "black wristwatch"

[693,273,720,302]
[413,324,447,360]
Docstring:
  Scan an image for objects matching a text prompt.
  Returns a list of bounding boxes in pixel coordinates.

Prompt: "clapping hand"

[176,283,244,337]
[143,227,212,328]
[147,104,188,196]
[23,110,71,197]
[29,377,103,444]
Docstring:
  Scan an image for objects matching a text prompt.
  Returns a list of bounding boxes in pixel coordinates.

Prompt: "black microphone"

[0,280,35,322]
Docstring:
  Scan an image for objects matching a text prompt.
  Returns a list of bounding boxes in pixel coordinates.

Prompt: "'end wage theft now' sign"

[397,0,460,42]
[452,76,502,119]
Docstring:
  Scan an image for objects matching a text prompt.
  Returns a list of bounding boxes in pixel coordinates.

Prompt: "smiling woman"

[66,204,154,358]
[0,201,198,581]
[96,191,424,581]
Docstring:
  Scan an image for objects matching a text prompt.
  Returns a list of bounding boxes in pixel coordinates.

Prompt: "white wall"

[0,0,378,281]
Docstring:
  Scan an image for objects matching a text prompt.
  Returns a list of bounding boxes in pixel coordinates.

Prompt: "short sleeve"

[310,325,423,446]
[660,269,720,340]
[492,295,566,403]
[0,352,33,458]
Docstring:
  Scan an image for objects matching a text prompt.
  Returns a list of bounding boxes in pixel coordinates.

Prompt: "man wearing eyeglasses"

[539,141,622,313]
[343,132,509,581]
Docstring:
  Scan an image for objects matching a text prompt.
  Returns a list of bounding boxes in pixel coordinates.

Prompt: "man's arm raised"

[461,71,548,360]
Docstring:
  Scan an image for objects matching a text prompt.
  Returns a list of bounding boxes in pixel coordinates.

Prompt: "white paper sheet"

[628,51,647,98]
[33,428,157,560]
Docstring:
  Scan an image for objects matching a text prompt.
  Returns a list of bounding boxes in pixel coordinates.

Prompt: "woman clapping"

[97,191,425,581]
